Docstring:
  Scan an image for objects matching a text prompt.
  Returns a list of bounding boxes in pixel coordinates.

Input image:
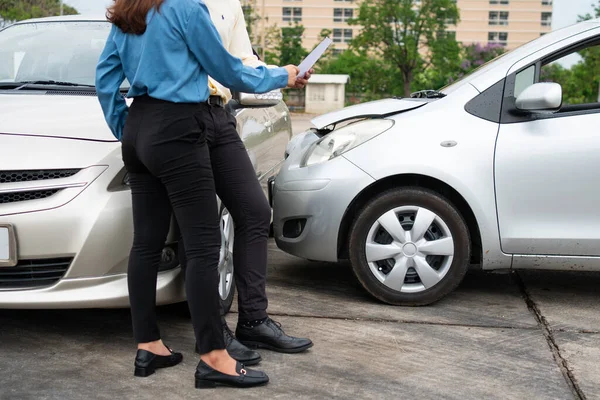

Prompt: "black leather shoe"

[134,345,183,377]
[195,360,269,389]
[195,325,262,366]
[236,318,313,354]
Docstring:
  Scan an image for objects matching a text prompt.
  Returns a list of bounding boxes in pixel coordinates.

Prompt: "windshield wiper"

[410,89,446,99]
[18,80,96,88]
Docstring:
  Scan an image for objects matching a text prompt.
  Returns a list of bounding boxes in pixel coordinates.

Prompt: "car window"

[514,41,600,111]
[540,43,600,107]
[0,21,130,89]
[514,65,535,98]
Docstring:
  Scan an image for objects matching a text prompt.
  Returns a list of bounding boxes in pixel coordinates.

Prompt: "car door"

[494,31,600,257]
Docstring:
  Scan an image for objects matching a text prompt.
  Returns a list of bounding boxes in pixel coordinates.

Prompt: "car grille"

[0,169,80,184]
[0,257,72,289]
[0,189,61,204]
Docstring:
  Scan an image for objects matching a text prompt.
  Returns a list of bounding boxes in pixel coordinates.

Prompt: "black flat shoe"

[195,325,262,366]
[134,345,183,377]
[236,318,313,354]
[195,360,269,389]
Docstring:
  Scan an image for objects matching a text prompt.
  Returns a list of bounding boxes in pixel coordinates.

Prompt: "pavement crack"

[514,272,587,400]
[229,310,537,330]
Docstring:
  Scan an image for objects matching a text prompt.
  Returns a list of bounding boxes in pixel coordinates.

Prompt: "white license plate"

[0,225,17,267]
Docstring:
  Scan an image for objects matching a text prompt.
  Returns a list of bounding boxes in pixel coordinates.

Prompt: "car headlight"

[300,119,394,167]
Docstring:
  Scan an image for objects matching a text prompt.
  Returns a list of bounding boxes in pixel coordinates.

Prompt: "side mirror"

[515,82,562,113]
[233,89,283,108]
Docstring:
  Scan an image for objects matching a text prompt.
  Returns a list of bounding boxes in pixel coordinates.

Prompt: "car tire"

[349,187,470,306]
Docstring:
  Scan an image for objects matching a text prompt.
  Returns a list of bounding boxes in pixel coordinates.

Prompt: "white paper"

[298,37,333,79]
[0,227,9,261]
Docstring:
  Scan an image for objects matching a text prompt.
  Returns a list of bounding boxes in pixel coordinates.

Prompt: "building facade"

[245,0,554,52]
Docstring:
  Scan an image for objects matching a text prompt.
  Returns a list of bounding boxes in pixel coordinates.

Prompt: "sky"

[66,0,596,30]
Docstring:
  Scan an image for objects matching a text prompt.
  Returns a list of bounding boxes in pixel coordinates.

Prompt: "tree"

[578,0,600,21]
[350,0,460,97]
[267,22,308,66]
[241,2,260,46]
[541,47,600,104]
[0,0,77,23]
[539,1,600,105]
[317,49,405,103]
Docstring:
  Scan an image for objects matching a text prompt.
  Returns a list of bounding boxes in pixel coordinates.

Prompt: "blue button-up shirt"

[95,0,288,140]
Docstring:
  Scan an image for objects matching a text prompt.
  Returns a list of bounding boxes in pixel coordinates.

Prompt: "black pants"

[178,104,271,324]
[122,96,224,354]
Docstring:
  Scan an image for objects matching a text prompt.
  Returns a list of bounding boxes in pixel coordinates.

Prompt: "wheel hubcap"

[365,206,454,294]
[402,243,418,257]
[218,208,234,301]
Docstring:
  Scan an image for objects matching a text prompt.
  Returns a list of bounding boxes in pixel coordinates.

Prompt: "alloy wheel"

[218,208,235,301]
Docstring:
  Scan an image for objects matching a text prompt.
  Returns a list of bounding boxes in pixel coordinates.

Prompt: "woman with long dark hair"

[95,0,299,389]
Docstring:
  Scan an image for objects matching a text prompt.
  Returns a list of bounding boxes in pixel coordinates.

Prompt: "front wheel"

[349,187,470,306]
[218,207,236,314]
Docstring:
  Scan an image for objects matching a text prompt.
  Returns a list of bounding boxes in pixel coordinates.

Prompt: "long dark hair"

[107,0,164,34]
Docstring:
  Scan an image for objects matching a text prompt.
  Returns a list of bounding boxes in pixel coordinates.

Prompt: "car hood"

[310,97,430,130]
[0,93,119,142]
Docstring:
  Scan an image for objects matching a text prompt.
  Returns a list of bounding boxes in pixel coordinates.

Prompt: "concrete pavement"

[1,240,600,399]
[1,114,599,399]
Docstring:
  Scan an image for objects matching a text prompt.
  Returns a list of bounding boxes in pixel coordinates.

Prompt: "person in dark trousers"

[173,0,314,366]
[95,0,301,389]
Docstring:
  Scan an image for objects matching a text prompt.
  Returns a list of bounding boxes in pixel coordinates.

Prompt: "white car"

[0,16,291,311]
[273,18,600,306]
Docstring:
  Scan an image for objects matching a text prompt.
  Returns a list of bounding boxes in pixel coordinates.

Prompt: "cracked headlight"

[300,119,394,167]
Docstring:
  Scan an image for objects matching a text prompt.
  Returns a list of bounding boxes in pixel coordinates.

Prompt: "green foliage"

[317,49,405,103]
[267,22,308,66]
[350,0,460,96]
[241,2,260,45]
[318,40,507,104]
[538,2,600,105]
[0,0,77,22]
[541,47,600,105]
[578,0,600,21]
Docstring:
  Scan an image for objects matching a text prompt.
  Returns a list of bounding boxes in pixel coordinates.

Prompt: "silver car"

[274,18,600,306]
[0,16,291,310]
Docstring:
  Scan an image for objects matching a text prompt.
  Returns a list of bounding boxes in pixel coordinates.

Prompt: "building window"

[334,8,353,22]
[489,11,509,25]
[542,0,552,5]
[489,0,509,4]
[344,29,353,43]
[333,29,342,43]
[282,7,302,22]
[333,8,343,22]
[332,48,344,56]
[333,28,353,43]
[488,31,508,46]
[345,8,353,21]
[541,12,552,27]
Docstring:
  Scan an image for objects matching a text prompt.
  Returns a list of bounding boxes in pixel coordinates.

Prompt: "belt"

[207,95,224,107]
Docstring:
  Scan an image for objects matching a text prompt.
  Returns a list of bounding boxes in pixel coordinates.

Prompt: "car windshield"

[0,20,129,89]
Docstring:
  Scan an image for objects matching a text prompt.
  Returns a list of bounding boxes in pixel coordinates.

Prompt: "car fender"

[342,91,511,269]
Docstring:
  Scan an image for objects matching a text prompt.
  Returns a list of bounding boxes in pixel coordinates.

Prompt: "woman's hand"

[284,65,300,88]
